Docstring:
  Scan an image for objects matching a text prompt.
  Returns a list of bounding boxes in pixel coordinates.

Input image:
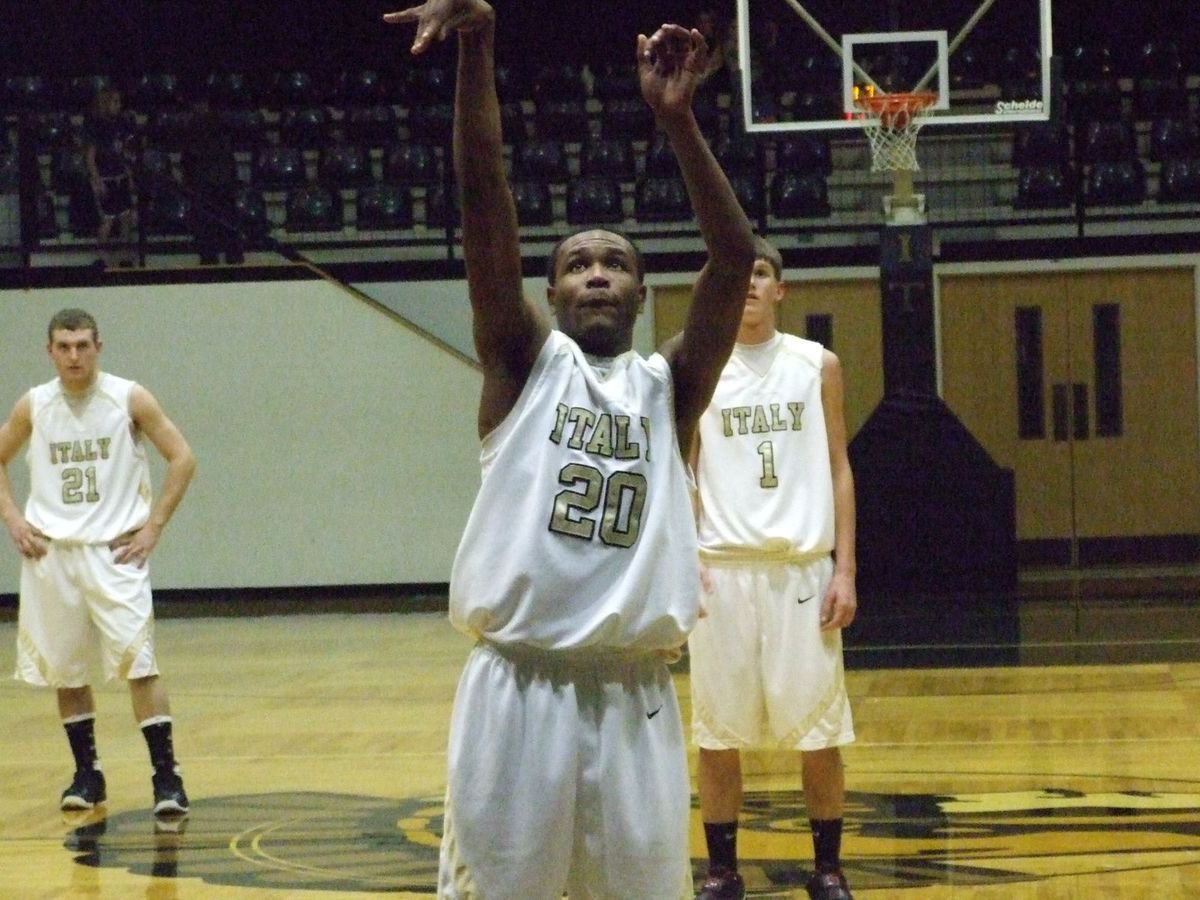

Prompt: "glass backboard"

[734,0,1054,132]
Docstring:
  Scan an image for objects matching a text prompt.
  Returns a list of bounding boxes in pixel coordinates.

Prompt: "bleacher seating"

[8,42,1200,261]
[285,184,342,231]
[567,178,623,225]
[356,183,413,230]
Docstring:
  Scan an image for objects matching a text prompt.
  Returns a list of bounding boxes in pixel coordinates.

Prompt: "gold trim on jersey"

[699,538,829,567]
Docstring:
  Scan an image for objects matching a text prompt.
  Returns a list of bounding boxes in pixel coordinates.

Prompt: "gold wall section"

[940,266,1200,544]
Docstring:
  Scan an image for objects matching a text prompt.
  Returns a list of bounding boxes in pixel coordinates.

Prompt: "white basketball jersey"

[695,333,835,554]
[449,330,700,651]
[25,373,152,543]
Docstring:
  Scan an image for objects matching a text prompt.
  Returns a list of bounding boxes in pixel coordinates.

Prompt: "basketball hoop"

[854,92,937,173]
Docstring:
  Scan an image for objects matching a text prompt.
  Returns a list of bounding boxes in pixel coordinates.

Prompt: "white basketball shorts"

[689,556,855,751]
[437,641,693,900]
[15,542,159,688]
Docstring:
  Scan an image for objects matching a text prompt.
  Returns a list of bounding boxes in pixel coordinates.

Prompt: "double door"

[940,267,1200,565]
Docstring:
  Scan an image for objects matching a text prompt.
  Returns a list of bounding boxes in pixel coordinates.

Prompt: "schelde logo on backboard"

[995,99,1045,114]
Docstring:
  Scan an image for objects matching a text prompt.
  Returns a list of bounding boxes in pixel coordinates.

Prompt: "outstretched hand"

[383,0,494,56]
[637,24,709,122]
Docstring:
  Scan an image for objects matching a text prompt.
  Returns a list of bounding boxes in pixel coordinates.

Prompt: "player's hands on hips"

[820,571,857,632]
[637,24,708,123]
[110,525,160,569]
[5,516,49,560]
[383,0,494,56]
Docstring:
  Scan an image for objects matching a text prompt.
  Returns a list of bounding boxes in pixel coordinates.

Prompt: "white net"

[857,94,936,173]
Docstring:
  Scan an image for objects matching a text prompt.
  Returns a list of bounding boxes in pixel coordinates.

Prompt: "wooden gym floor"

[1,577,1199,899]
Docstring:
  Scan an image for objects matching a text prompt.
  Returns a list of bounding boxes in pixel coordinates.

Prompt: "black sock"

[64,715,100,772]
[140,718,179,773]
[810,818,844,873]
[704,820,739,872]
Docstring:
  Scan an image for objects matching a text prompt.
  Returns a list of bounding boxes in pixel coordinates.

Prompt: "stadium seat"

[533,64,588,104]
[711,134,762,176]
[385,142,440,184]
[580,138,636,180]
[67,75,112,112]
[775,135,832,176]
[998,45,1043,102]
[1011,121,1072,167]
[204,71,257,108]
[1064,45,1123,122]
[769,171,831,218]
[789,92,844,125]
[406,67,452,106]
[147,109,194,152]
[500,101,529,143]
[406,102,454,144]
[566,178,624,225]
[280,106,330,149]
[285,185,343,231]
[130,73,185,112]
[600,98,654,140]
[1080,120,1138,165]
[494,65,529,104]
[1157,157,1200,203]
[273,70,324,108]
[1148,117,1200,163]
[511,140,570,181]
[534,99,591,143]
[355,183,413,230]
[220,108,267,152]
[1132,42,1189,121]
[635,176,690,222]
[35,113,76,153]
[233,186,270,242]
[147,189,192,236]
[3,75,53,113]
[422,181,458,229]
[730,173,766,220]
[346,104,398,148]
[592,64,640,103]
[511,180,554,226]
[254,146,308,189]
[1014,164,1075,209]
[319,142,373,188]
[643,132,680,177]
[338,69,386,106]
[1085,160,1147,205]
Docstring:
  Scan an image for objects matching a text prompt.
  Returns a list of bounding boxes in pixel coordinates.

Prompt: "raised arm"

[640,26,756,444]
[385,1,549,438]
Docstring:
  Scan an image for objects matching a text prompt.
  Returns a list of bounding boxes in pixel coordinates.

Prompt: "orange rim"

[853,91,938,116]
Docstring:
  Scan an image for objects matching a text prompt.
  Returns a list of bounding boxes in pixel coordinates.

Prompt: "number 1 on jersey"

[756,440,779,489]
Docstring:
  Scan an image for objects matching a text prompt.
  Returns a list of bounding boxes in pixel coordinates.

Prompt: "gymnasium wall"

[0,269,668,594]
[0,276,487,591]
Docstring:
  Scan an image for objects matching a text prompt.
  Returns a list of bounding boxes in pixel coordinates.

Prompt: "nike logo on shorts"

[647,706,662,719]
[797,595,815,604]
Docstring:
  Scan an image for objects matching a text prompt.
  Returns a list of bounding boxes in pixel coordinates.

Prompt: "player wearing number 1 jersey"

[383,1,756,896]
[0,308,196,818]
[690,238,858,900]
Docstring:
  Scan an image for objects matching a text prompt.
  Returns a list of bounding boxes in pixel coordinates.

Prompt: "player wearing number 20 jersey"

[450,328,700,652]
